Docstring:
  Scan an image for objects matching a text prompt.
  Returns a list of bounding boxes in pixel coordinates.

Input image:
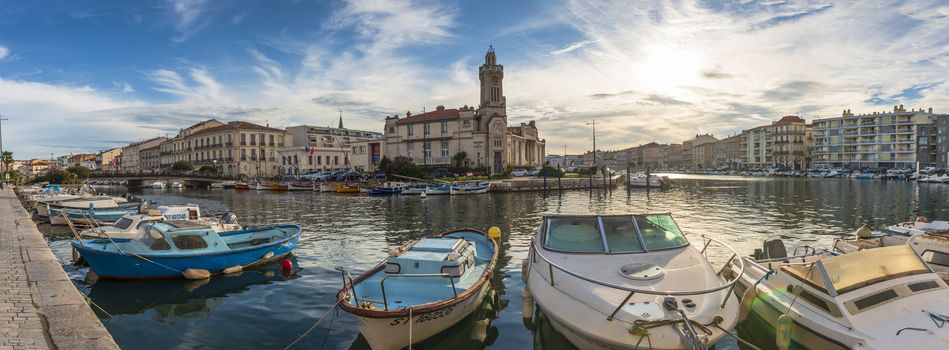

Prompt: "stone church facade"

[383,46,545,174]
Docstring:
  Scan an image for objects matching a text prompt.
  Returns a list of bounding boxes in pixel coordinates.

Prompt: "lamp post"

[0,115,8,173]
[586,120,598,167]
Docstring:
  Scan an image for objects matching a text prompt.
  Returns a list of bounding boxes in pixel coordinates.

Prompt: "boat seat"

[763,239,787,259]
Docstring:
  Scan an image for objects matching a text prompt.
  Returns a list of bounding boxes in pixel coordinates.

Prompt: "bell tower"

[479,45,504,109]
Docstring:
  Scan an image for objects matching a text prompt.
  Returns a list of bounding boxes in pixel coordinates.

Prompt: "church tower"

[477,45,508,175]
[479,45,505,110]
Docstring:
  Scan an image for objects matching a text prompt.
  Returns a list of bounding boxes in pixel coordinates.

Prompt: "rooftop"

[188,121,284,138]
[394,105,461,125]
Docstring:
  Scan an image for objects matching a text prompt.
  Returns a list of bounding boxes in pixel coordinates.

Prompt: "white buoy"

[420,192,427,198]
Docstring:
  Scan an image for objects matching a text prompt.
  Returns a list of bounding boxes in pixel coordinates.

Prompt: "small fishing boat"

[336,184,360,193]
[72,222,302,279]
[369,181,407,195]
[270,183,289,191]
[286,182,312,191]
[401,185,430,195]
[253,182,268,191]
[626,172,665,188]
[524,213,743,349]
[425,185,452,195]
[170,181,184,189]
[319,183,336,192]
[450,183,490,195]
[210,182,225,189]
[725,241,949,350]
[337,228,499,350]
[152,181,166,189]
[50,206,140,226]
[234,182,250,190]
[79,205,241,240]
[221,181,237,189]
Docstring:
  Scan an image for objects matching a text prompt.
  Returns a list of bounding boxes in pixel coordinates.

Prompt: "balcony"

[412,156,450,165]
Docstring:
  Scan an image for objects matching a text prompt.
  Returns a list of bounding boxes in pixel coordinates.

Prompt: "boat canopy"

[542,214,689,254]
[782,245,930,295]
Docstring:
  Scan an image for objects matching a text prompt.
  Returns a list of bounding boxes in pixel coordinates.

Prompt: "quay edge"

[0,187,119,350]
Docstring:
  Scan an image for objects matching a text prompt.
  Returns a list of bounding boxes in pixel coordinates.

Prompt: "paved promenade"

[0,188,118,349]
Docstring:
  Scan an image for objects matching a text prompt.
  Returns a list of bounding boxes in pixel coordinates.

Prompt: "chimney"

[929,107,933,113]
[406,111,412,117]
[435,105,445,111]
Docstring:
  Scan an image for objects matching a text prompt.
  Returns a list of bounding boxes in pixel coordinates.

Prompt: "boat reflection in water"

[85,256,300,322]
[348,286,501,350]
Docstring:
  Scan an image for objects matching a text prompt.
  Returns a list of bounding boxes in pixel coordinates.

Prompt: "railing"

[527,234,745,321]
[380,273,457,311]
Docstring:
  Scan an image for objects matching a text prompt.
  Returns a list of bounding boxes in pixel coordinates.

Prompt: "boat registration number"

[389,305,456,326]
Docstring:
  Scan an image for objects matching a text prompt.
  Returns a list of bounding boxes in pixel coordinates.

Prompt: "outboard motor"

[221,212,238,224]
[762,239,788,259]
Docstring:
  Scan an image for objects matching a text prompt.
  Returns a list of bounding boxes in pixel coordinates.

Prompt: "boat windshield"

[782,245,930,295]
[543,214,688,253]
[113,217,134,230]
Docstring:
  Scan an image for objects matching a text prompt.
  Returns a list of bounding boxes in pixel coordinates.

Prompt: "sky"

[0,0,947,159]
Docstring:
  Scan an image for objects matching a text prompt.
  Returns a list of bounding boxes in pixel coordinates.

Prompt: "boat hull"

[356,281,491,350]
[72,230,300,279]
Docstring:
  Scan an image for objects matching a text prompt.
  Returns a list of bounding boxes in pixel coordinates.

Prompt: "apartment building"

[121,137,168,173]
[812,105,935,169]
[741,116,807,169]
[160,120,290,178]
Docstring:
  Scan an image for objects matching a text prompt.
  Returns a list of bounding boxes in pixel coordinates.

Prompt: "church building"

[383,46,545,174]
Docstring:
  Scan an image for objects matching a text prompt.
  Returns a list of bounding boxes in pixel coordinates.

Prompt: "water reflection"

[58,177,949,349]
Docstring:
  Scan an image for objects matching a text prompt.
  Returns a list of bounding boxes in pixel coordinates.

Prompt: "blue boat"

[337,229,499,350]
[49,206,138,224]
[72,222,302,279]
[369,187,402,195]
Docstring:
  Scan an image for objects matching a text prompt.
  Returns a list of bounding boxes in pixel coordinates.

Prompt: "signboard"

[370,143,381,163]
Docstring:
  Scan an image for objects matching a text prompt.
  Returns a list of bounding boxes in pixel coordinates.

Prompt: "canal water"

[45,175,949,349]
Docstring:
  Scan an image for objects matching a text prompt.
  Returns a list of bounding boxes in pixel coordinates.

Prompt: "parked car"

[528,167,542,176]
[371,170,387,180]
[511,168,529,177]
[426,168,455,179]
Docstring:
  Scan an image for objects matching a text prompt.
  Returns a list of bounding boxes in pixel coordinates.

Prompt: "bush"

[34,170,79,184]
[171,161,194,173]
[66,165,91,179]
[537,166,563,177]
[382,156,425,178]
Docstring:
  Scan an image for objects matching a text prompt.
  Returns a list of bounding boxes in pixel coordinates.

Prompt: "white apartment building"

[812,105,935,169]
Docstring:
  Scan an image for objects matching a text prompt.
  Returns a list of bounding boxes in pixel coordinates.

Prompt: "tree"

[66,165,91,179]
[198,165,218,174]
[388,156,425,178]
[378,156,392,175]
[451,151,468,168]
[1,151,12,172]
[171,161,194,173]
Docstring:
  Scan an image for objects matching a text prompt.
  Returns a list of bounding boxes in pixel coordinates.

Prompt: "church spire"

[479,45,503,108]
[338,110,344,129]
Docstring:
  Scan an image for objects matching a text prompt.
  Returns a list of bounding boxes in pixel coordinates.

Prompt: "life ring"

[916,216,929,223]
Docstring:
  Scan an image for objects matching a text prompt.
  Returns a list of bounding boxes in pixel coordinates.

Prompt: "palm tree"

[1,151,12,173]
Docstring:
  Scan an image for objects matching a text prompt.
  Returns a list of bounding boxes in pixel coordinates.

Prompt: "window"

[636,214,688,250]
[240,134,246,145]
[921,250,949,267]
[544,217,604,253]
[424,124,430,135]
[250,134,257,145]
[441,141,449,157]
[441,121,448,134]
[269,135,275,145]
[407,125,414,136]
[388,126,395,134]
[463,120,471,128]
[113,218,134,230]
[172,235,208,250]
[423,141,431,158]
[334,156,339,165]
[602,216,643,253]
[143,226,171,251]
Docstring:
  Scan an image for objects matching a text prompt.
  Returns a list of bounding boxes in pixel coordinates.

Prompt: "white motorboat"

[725,241,949,350]
[78,204,241,240]
[400,185,431,195]
[170,181,184,189]
[627,172,665,188]
[524,213,743,349]
[151,181,166,189]
[449,183,489,195]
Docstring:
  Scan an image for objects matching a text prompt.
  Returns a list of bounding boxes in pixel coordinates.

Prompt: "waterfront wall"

[492,175,622,192]
[0,188,118,349]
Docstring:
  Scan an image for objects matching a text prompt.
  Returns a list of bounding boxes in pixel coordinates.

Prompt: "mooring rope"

[283,299,342,350]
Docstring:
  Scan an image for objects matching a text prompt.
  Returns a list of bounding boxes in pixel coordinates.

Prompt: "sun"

[636,45,704,94]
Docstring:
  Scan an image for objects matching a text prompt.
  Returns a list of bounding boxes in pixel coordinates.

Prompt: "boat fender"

[222,265,243,274]
[917,216,929,223]
[520,258,529,282]
[261,252,275,261]
[183,268,211,280]
[775,314,793,350]
[521,288,534,324]
[855,225,873,239]
[420,192,427,198]
[488,226,502,240]
[280,259,293,271]
[737,285,759,322]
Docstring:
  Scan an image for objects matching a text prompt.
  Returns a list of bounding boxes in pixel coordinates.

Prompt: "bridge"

[86,173,239,187]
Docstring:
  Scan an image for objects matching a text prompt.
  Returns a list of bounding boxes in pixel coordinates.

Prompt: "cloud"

[169,0,211,42]
[701,68,732,79]
[551,40,597,55]
[147,68,229,104]
[325,0,457,54]
[762,81,823,100]
[0,45,8,60]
